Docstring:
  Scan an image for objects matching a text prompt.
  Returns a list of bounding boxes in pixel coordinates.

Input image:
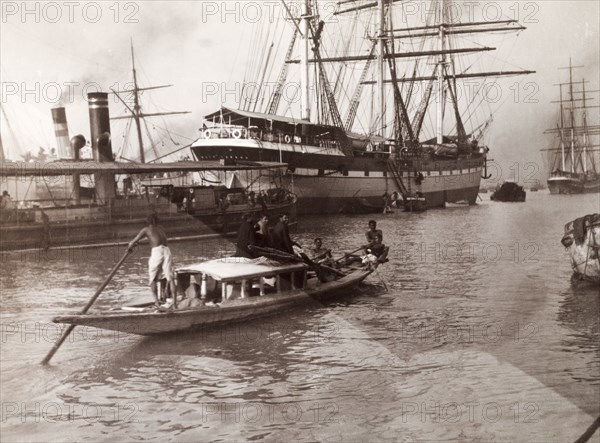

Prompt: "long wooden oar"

[249,245,345,278]
[574,414,600,443]
[334,246,365,263]
[373,265,389,292]
[41,248,134,365]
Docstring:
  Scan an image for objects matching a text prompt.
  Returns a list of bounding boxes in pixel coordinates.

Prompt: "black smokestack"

[87,92,113,162]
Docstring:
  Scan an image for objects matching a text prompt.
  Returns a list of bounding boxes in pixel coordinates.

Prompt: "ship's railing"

[202,125,342,150]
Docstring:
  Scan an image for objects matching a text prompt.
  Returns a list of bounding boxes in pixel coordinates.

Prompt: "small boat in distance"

[491,182,526,202]
[53,256,375,335]
[561,214,600,283]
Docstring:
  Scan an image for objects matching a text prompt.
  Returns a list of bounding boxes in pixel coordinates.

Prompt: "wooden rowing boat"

[561,214,600,283]
[53,256,373,335]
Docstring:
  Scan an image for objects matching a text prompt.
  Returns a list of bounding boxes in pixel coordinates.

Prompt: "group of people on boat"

[235,214,389,267]
[127,213,389,310]
[235,213,298,258]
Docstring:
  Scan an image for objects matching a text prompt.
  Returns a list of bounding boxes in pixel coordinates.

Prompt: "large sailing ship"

[544,60,599,194]
[190,0,533,214]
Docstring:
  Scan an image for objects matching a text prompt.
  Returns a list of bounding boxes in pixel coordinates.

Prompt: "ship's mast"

[568,58,575,173]
[582,79,588,174]
[377,0,386,139]
[559,84,566,171]
[130,42,145,163]
[437,0,446,144]
[110,41,190,163]
[300,0,311,121]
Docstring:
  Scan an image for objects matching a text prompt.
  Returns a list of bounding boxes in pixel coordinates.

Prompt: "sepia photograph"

[1,1,599,441]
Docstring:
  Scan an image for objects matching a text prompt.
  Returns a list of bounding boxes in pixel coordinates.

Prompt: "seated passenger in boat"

[176,273,219,309]
[362,233,389,268]
[309,238,336,267]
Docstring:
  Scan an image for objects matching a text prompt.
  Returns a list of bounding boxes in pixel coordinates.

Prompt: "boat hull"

[491,182,526,202]
[561,214,600,283]
[53,269,372,335]
[191,139,485,214]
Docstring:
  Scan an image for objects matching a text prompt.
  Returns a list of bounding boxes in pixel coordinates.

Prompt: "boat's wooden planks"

[53,269,372,335]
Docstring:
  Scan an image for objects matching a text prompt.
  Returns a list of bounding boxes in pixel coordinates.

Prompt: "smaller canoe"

[53,257,373,335]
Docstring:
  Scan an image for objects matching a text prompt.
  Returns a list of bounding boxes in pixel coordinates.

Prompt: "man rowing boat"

[128,214,177,309]
[309,238,337,268]
[365,220,383,245]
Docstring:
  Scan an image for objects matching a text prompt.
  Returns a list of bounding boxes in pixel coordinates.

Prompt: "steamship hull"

[0,199,296,252]
[191,138,484,214]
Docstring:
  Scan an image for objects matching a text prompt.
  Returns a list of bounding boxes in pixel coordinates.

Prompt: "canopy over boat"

[177,257,307,282]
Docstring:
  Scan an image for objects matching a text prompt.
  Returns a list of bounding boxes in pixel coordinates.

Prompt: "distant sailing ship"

[190,0,533,214]
[544,59,599,194]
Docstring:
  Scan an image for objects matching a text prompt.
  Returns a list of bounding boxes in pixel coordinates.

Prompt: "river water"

[1,191,598,442]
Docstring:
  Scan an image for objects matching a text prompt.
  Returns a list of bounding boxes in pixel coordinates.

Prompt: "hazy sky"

[1,0,599,183]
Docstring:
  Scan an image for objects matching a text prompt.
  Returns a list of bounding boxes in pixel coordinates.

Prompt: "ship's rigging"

[240,0,533,151]
[110,41,191,163]
[543,59,600,178]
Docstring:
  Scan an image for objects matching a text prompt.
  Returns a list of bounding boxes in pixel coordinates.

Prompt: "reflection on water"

[0,192,598,442]
[557,278,600,385]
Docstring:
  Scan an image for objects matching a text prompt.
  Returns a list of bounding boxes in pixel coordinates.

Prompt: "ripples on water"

[0,192,598,442]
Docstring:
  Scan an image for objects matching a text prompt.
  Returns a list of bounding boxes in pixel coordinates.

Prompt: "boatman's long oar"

[334,246,365,263]
[41,247,134,365]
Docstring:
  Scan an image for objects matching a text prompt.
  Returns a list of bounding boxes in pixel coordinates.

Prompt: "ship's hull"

[0,200,296,252]
[548,175,600,195]
[191,139,484,214]
[291,174,481,213]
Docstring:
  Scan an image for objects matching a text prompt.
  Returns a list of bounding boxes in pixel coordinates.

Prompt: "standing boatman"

[128,214,177,309]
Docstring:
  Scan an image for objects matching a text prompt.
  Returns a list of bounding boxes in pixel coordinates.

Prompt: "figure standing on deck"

[235,213,256,258]
[254,214,270,247]
[128,214,177,309]
[271,214,299,254]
